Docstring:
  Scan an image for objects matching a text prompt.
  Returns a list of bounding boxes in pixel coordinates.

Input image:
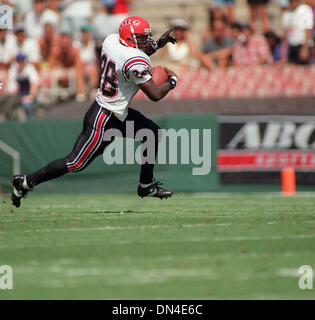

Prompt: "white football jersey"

[96,34,152,121]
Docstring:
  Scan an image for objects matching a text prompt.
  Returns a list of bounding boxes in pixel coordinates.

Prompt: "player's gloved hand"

[145,38,158,56]
[157,28,177,49]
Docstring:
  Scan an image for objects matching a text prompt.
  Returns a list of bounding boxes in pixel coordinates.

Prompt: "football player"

[11,16,178,208]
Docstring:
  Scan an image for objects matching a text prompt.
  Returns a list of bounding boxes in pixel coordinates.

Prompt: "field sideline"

[0,192,315,299]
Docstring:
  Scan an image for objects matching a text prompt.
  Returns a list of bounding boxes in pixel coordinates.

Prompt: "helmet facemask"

[129,26,154,52]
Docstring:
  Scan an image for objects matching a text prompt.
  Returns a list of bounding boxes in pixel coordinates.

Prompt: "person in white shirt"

[0,28,16,69]
[282,0,314,64]
[11,24,41,69]
[7,53,40,117]
[92,0,125,71]
[60,0,92,40]
[92,0,124,42]
[74,24,98,94]
[163,19,207,70]
[24,0,60,40]
[15,0,33,19]
[11,16,178,207]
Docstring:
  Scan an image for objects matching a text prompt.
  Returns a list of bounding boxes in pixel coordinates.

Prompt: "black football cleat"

[137,180,173,200]
[11,175,31,208]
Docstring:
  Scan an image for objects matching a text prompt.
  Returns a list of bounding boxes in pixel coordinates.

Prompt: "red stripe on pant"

[67,112,106,171]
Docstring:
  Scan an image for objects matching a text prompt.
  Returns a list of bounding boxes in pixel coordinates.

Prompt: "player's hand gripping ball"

[151,65,169,85]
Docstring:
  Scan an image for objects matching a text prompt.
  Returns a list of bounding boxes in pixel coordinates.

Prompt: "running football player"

[11,16,178,208]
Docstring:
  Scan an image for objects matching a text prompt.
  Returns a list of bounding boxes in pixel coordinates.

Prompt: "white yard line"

[0,223,230,233]
[0,220,300,231]
[0,233,314,251]
[8,264,307,288]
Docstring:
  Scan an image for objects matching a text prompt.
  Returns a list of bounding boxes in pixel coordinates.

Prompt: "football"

[152,65,169,85]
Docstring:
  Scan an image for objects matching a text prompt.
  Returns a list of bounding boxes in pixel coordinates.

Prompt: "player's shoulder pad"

[102,33,117,49]
[122,53,152,81]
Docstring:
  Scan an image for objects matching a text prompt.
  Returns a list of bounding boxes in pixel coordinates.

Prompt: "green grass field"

[0,192,315,299]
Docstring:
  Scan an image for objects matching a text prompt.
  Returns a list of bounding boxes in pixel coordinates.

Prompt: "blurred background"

[0,0,314,193]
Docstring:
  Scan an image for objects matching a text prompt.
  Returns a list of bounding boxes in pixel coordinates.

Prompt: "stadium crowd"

[163,0,315,69]
[0,0,314,120]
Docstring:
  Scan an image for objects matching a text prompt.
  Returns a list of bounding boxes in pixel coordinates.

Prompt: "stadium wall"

[0,114,219,194]
[1,112,314,194]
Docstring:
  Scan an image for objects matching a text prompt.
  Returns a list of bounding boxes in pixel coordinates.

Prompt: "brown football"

[152,65,169,85]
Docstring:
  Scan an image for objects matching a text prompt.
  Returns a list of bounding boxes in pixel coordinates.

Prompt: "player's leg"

[123,108,173,199]
[11,101,112,207]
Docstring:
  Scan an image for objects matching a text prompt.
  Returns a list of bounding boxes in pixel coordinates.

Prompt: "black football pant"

[26,100,161,187]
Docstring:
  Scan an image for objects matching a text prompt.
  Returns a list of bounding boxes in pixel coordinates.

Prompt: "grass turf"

[0,192,315,299]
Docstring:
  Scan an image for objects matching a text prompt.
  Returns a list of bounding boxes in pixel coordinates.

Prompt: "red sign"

[218,151,315,171]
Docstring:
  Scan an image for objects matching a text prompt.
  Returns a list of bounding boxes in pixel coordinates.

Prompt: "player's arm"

[139,67,177,102]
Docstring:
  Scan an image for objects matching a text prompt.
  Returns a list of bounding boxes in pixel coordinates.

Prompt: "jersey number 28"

[100,53,118,98]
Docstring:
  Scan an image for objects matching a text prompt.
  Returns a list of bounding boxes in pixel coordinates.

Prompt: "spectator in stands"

[24,0,60,40]
[47,0,58,11]
[163,19,212,70]
[60,0,92,40]
[212,0,235,24]
[307,0,315,61]
[113,0,135,18]
[15,0,33,21]
[0,27,16,70]
[277,0,290,13]
[7,53,40,118]
[164,20,190,67]
[202,19,234,68]
[202,7,228,42]
[264,31,286,63]
[12,24,41,70]
[232,24,272,66]
[75,24,99,99]
[38,22,59,65]
[247,0,270,33]
[230,22,242,40]
[282,0,314,64]
[92,0,124,72]
[202,20,234,54]
[50,32,85,101]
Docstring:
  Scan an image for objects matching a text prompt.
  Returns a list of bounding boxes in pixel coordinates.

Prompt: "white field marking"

[32,205,94,209]
[277,268,300,278]
[2,215,315,227]
[118,250,315,263]
[35,233,315,245]
[0,223,231,233]
[278,267,315,279]
[0,216,232,223]
[10,254,315,288]
[2,217,315,231]
[0,234,315,251]
[0,213,167,222]
[105,268,220,285]
[0,213,234,219]
[13,251,315,277]
[4,211,313,220]
[15,267,220,287]
[11,264,293,287]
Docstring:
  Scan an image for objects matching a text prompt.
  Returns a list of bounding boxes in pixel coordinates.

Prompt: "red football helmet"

[119,16,152,51]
